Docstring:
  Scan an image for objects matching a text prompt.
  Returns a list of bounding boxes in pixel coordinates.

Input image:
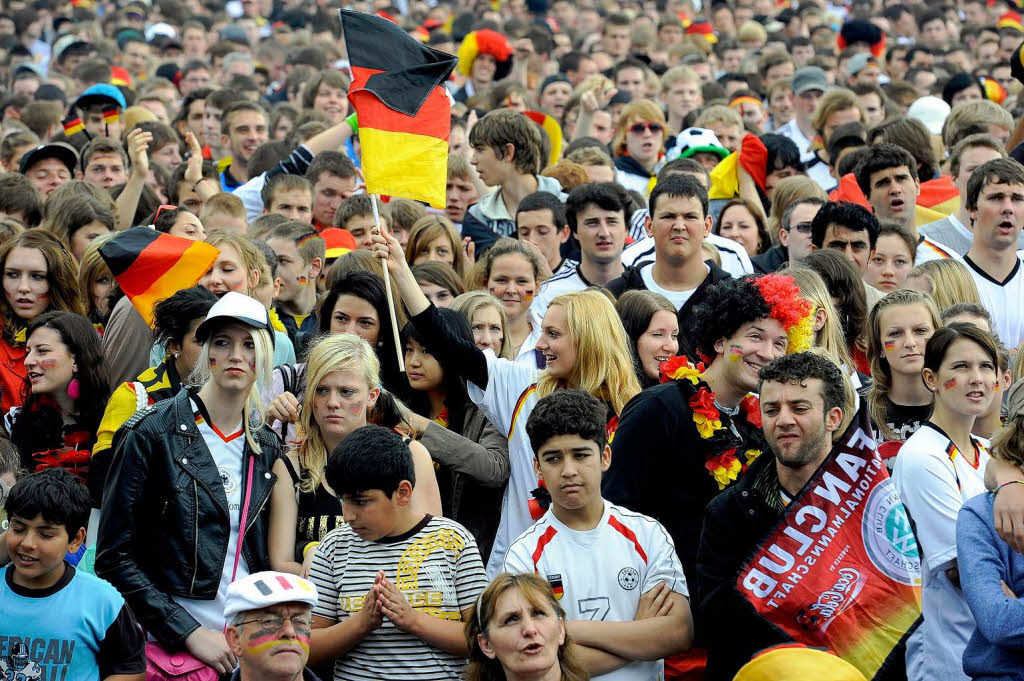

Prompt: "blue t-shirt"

[0,563,145,681]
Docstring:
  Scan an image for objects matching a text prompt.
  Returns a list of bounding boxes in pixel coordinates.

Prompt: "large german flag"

[99,227,219,326]
[340,9,457,208]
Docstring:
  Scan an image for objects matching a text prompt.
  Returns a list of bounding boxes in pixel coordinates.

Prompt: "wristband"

[995,480,1024,495]
[302,541,319,559]
[345,112,358,135]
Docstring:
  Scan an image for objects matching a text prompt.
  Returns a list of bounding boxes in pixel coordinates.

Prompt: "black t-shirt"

[884,402,933,442]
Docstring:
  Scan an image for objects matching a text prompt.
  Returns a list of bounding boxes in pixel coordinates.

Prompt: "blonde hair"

[612,99,669,157]
[866,289,941,440]
[465,573,586,681]
[780,266,854,369]
[404,214,471,280]
[661,65,700,89]
[910,259,981,312]
[296,334,381,492]
[537,289,641,414]
[942,100,1014,149]
[694,104,743,131]
[451,290,513,360]
[767,175,826,237]
[205,230,265,296]
[190,324,275,455]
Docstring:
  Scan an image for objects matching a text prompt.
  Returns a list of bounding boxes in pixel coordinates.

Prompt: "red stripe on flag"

[115,233,193,296]
[276,575,294,590]
[532,525,558,572]
[349,66,450,139]
[608,515,648,563]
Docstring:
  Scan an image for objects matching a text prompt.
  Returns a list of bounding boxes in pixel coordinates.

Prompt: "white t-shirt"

[467,350,542,577]
[530,264,592,319]
[639,262,708,310]
[775,118,814,162]
[174,397,249,632]
[964,253,1024,347]
[891,422,990,681]
[504,501,687,681]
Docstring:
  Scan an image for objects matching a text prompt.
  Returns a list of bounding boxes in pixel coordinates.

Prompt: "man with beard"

[695,352,846,680]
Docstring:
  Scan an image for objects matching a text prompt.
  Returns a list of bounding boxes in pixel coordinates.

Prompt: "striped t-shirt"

[309,514,488,680]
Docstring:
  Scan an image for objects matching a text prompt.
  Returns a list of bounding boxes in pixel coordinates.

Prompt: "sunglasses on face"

[629,121,664,135]
[787,221,813,235]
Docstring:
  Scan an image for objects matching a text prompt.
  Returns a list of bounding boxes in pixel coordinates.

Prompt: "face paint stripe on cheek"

[38,359,58,369]
[883,340,896,351]
[943,378,957,391]
[728,344,743,361]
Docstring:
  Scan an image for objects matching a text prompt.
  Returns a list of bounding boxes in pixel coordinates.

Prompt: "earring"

[67,374,80,400]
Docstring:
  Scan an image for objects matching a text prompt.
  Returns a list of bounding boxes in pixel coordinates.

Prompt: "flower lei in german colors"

[661,356,764,490]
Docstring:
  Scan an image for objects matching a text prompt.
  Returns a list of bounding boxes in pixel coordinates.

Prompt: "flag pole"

[370,193,405,373]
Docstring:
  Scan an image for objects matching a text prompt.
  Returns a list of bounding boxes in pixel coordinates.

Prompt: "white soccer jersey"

[529,264,592,319]
[964,254,1024,347]
[624,210,753,276]
[467,350,542,577]
[892,423,990,681]
[503,501,688,681]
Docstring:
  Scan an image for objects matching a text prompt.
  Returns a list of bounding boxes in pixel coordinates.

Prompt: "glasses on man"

[628,121,664,135]
[235,614,313,633]
[786,221,813,235]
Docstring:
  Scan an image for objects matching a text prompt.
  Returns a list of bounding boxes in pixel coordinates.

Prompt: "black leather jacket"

[95,387,280,647]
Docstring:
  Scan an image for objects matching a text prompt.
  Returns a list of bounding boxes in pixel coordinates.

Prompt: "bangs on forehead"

[490,579,558,623]
[210,320,256,338]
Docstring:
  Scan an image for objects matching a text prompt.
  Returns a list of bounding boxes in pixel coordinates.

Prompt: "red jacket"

[0,337,26,414]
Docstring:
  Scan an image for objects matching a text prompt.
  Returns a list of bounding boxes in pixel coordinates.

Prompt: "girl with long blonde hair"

[452,290,513,359]
[781,266,854,370]
[866,289,942,442]
[267,332,441,576]
[375,227,640,576]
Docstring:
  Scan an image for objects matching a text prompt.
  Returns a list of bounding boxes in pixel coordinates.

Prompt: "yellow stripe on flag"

[359,128,449,208]
[131,244,218,325]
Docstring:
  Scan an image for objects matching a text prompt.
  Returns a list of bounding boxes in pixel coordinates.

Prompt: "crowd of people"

[8,0,1024,680]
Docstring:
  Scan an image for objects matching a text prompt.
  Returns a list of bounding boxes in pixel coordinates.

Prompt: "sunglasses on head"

[153,204,177,223]
[629,121,664,135]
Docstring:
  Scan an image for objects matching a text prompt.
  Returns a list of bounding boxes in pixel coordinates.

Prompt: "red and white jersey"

[503,501,687,681]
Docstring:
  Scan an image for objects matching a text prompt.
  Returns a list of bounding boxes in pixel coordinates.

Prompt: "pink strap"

[230,455,255,583]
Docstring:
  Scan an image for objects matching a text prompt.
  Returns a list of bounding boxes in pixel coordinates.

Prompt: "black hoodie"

[606,260,732,359]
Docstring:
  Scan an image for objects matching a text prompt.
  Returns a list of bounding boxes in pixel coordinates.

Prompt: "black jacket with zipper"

[606,261,732,359]
[95,387,280,647]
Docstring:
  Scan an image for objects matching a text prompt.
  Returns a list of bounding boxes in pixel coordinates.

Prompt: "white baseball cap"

[194,291,274,345]
[224,571,319,620]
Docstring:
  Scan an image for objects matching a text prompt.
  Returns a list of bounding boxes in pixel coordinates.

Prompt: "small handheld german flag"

[339,9,457,208]
[62,113,84,137]
[99,227,220,326]
[103,108,120,126]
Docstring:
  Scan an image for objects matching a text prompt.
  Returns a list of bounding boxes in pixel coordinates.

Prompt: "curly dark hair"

[526,389,608,457]
[691,276,774,360]
[758,351,846,414]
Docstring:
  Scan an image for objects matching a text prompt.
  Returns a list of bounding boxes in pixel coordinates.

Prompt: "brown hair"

[404,215,471,280]
[465,573,587,681]
[468,109,543,176]
[0,229,85,342]
[716,198,770,254]
[866,289,941,440]
[300,69,352,111]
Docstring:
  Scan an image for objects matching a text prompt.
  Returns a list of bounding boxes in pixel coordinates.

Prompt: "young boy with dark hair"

[308,425,487,681]
[462,109,566,254]
[333,195,387,251]
[265,221,324,352]
[0,468,146,681]
[504,389,692,680]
